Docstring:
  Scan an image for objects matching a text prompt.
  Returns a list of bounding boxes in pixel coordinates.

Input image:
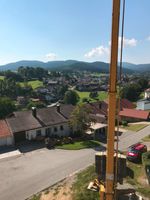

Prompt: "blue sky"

[0,0,150,65]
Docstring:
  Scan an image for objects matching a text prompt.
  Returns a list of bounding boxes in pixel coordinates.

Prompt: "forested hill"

[0,60,149,73]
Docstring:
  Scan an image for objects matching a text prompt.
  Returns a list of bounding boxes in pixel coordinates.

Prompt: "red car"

[127,143,147,162]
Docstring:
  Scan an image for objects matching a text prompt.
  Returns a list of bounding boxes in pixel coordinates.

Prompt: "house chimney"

[56,104,60,113]
[32,107,37,118]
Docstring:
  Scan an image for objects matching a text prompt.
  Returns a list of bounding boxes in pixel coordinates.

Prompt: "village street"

[0,125,150,200]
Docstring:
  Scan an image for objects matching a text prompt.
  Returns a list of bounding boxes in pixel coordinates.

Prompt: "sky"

[0,0,150,65]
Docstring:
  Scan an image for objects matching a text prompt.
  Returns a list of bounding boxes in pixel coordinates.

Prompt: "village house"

[0,103,109,146]
[86,98,150,123]
[5,104,74,144]
[137,88,150,110]
[119,108,150,122]
[1,98,149,147]
[0,120,14,146]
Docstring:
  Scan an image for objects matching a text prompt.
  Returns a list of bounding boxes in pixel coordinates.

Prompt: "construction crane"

[105,0,120,200]
[99,0,122,200]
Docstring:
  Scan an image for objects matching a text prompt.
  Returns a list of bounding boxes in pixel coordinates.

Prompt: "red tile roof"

[86,99,134,117]
[121,99,134,109]
[119,108,150,120]
[0,120,12,138]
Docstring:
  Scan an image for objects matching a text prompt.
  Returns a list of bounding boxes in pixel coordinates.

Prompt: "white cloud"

[84,46,109,59]
[147,36,150,41]
[109,37,137,48]
[84,37,137,60]
[45,53,57,61]
[119,37,137,47]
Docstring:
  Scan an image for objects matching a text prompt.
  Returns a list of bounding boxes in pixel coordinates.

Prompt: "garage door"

[0,138,7,146]
[14,132,26,143]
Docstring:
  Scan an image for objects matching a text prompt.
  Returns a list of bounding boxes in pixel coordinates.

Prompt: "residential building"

[119,108,150,122]
[6,104,75,144]
[0,120,14,146]
[136,88,150,110]
[137,99,150,111]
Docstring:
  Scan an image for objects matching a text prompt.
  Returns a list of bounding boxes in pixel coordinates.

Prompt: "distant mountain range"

[0,60,150,73]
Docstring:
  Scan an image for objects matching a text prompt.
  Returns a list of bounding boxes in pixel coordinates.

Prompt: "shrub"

[122,120,128,126]
[82,97,88,102]
[142,151,150,166]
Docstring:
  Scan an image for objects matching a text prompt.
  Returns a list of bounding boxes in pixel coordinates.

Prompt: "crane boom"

[105,0,120,200]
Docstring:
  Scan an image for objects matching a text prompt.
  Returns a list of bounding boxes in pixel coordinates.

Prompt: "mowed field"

[0,76,5,80]
[20,80,43,89]
[76,90,108,102]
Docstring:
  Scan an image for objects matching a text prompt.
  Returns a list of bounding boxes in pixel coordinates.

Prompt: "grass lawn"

[72,165,99,200]
[20,80,43,89]
[142,135,150,142]
[0,75,5,80]
[122,124,148,132]
[126,161,150,198]
[91,72,107,77]
[56,140,102,150]
[76,90,108,103]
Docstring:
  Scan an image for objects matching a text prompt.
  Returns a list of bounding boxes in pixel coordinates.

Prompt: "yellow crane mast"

[105,0,120,200]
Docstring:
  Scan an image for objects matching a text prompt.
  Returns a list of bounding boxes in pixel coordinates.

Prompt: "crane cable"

[114,0,126,197]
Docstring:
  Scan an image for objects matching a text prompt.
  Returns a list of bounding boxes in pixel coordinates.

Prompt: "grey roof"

[6,111,42,133]
[37,106,68,126]
[137,99,150,103]
[59,104,75,119]
[6,104,75,133]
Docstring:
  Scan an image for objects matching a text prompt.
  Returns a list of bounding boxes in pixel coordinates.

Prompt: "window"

[60,125,64,131]
[54,127,58,132]
[36,130,41,136]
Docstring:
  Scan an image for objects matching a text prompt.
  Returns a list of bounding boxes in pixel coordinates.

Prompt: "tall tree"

[64,90,79,105]
[121,83,141,101]
[138,78,148,91]
[0,97,16,119]
[69,104,95,135]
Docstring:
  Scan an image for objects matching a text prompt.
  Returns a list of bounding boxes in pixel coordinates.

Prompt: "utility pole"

[105,0,120,200]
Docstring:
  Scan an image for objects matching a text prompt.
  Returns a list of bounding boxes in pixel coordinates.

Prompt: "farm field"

[0,76,5,80]
[20,80,43,89]
[76,90,108,102]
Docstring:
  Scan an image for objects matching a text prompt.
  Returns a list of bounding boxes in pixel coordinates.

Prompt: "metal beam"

[105,0,120,200]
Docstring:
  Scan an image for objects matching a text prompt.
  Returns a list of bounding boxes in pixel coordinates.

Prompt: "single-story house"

[6,104,75,144]
[119,108,150,122]
[137,99,150,110]
[0,120,14,146]
[6,111,42,143]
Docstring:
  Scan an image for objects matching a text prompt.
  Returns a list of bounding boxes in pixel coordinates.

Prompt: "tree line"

[0,66,48,82]
[121,78,149,101]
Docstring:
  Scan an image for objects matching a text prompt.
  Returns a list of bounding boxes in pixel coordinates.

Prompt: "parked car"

[127,143,147,162]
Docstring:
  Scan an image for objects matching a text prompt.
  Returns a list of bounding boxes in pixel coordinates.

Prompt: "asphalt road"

[0,125,150,200]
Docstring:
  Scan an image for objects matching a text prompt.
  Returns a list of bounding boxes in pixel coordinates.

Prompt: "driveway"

[118,124,150,150]
[0,125,150,200]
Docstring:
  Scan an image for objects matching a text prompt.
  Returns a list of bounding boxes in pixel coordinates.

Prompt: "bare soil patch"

[40,175,75,200]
